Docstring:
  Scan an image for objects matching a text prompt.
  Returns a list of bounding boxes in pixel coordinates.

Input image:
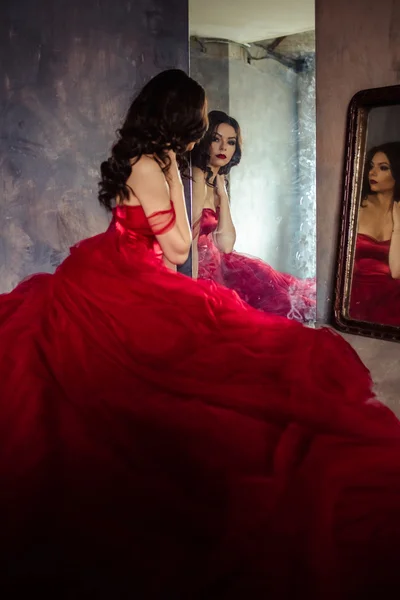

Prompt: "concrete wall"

[367,105,400,148]
[229,58,298,272]
[294,56,316,279]
[0,0,189,292]
[190,42,229,113]
[316,0,400,414]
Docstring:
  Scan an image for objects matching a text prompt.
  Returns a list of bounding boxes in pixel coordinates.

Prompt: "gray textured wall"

[190,42,229,113]
[367,105,400,148]
[296,56,316,279]
[228,57,298,272]
[316,0,400,414]
[0,0,189,291]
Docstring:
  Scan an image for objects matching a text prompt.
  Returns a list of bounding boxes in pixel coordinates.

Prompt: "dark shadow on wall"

[0,0,189,292]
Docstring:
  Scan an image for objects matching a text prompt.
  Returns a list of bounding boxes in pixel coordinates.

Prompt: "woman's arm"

[162,256,177,272]
[165,152,192,249]
[214,174,236,254]
[389,202,400,279]
[191,167,207,279]
[129,154,191,265]
[192,239,199,279]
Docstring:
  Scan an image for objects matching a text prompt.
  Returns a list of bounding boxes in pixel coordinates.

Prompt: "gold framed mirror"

[334,84,400,342]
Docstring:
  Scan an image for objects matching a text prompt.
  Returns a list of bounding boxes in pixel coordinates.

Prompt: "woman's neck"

[209,164,220,177]
[374,191,394,213]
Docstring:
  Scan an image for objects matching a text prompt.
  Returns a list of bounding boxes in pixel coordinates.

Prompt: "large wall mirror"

[334,85,400,343]
[188,0,317,324]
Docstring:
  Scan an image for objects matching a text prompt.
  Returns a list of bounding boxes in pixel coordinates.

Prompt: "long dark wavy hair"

[98,69,207,210]
[191,110,242,186]
[361,142,400,206]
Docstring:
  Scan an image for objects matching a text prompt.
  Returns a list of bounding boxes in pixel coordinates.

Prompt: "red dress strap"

[147,202,176,236]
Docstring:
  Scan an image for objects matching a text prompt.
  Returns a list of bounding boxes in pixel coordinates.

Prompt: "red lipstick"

[216,153,227,159]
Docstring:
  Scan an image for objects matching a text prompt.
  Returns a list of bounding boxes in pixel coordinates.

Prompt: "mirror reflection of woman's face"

[209,123,237,169]
[369,152,395,194]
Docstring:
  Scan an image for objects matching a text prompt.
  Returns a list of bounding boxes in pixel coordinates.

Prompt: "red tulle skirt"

[0,219,400,598]
[198,234,316,323]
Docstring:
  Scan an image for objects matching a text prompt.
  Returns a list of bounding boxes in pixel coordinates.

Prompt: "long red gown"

[1,203,400,599]
[350,232,400,325]
[197,207,316,322]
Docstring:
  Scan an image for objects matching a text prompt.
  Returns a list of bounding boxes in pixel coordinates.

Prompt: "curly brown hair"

[98,69,208,210]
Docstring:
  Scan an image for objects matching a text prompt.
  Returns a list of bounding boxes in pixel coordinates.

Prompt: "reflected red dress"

[350,233,400,325]
[1,203,400,599]
[197,207,316,322]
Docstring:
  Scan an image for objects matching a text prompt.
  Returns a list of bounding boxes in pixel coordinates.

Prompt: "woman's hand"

[215,174,228,202]
[165,150,182,187]
[393,201,400,232]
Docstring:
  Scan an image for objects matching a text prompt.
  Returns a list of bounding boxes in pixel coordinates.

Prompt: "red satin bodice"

[112,204,154,236]
[353,233,391,277]
[350,233,400,325]
[109,203,175,253]
[199,206,220,236]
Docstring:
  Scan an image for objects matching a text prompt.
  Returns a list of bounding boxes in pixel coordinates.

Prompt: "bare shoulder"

[359,201,368,218]
[130,155,163,177]
[125,154,169,211]
[192,166,206,184]
[361,195,380,216]
[362,194,377,208]
[192,167,207,213]
[358,196,376,231]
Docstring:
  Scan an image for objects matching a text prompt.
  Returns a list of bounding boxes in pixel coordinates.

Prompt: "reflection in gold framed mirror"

[334,84,400,342]
[188,1,317,324]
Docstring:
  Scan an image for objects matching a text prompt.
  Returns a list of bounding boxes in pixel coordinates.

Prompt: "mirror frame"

[333,84,400,343]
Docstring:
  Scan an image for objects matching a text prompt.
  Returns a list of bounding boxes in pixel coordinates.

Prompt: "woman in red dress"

[191,110,316,323]
[351,142,400,325]
[0,70,399,599]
